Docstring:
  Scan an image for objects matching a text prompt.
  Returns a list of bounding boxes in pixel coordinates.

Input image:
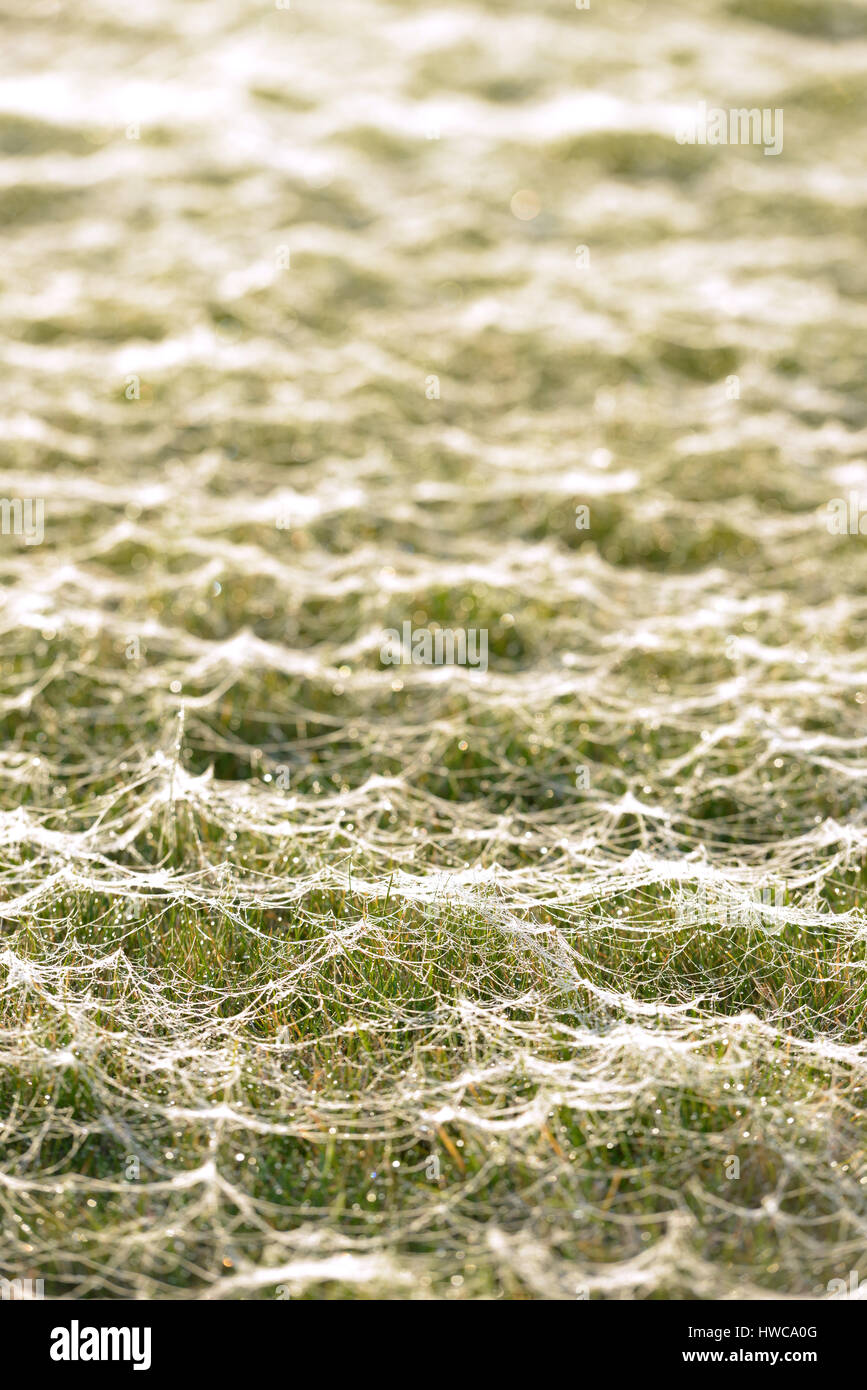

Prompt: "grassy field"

[1,0,867,1299]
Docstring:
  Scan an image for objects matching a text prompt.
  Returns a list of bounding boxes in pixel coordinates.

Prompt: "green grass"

[2,588,866,1298]
[2,0,867,1302]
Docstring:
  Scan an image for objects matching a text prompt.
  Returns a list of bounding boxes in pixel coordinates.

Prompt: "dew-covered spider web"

[1,0,867,1299]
